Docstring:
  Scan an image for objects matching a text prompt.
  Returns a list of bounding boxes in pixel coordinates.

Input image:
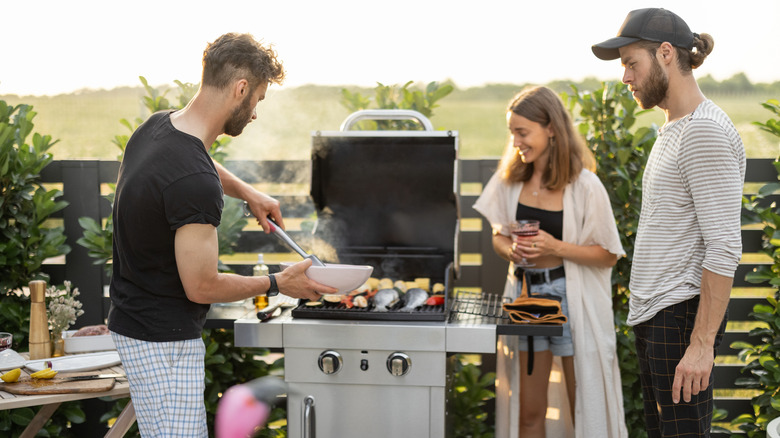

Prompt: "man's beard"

[224,91,255,137]
[634,57,669,110]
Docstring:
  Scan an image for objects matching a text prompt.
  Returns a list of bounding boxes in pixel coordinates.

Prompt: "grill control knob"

[318,350,342,375]
[386,352,411,376]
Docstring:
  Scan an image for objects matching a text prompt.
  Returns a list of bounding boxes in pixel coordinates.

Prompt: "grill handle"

[303,395,316,438]
[339,109,433,131]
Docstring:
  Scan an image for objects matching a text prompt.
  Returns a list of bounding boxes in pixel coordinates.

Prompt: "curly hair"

[201,33,285,91]
[498,86,594,190]
[637,32,715,73]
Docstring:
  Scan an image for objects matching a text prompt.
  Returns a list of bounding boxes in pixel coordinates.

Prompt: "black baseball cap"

[592,8,694,60]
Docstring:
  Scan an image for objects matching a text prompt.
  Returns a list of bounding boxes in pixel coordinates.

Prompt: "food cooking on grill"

[400,288,429,311]
[373,288,399,312]
[302,277,446,312]
[377,278,394,290]
[352,296,368,308]
[322,295,342,304]
[426,295,445,306]
[365,278,379,290]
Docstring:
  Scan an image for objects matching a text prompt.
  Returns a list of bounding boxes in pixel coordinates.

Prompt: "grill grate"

[291,297,447,321]
[290,264,455,322]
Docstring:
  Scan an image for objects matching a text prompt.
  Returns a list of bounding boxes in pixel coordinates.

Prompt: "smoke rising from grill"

[228,86,355,161]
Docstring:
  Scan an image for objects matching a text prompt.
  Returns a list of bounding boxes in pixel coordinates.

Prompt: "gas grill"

[233,110,561,438]
[290,109,459,322]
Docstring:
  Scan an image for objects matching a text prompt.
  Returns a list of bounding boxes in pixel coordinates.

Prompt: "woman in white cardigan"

[473,86,627,438]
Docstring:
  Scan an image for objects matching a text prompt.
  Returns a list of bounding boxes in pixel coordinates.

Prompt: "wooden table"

[0,354,135,438]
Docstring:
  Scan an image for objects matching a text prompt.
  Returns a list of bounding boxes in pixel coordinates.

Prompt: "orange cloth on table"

[502,271,567,325]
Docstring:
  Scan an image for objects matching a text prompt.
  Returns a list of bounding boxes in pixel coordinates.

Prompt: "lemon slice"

[1,367,21,383]
[30,368,58,379]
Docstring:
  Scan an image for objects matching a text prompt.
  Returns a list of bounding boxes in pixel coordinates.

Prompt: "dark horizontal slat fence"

[39,157,776,427]
[714,158,776,425]
[40,161,119,327]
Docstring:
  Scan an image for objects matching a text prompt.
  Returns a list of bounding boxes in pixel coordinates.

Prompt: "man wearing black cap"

[593,8,746,438]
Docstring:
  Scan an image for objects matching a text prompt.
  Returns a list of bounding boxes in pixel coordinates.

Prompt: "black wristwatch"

[267,274,280,297]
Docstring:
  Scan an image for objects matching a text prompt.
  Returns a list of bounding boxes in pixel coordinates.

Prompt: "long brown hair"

[497,86,594,190]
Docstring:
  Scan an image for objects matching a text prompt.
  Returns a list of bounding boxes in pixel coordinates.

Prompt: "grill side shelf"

[449,291,563,337]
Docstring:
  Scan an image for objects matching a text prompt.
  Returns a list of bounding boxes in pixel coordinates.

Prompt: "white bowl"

[768,417,780,438]
[279,262,373,295]
[63,330,116,353]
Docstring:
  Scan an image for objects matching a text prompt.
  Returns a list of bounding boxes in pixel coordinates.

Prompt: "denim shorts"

[515,267,573,357]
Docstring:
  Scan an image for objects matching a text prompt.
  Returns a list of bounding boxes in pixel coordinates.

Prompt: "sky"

[2,0,779,96]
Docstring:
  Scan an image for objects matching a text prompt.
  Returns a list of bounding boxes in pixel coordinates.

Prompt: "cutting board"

[0,372,116,395]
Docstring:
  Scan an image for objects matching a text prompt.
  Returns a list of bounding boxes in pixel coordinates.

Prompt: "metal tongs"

[242,202,325,266]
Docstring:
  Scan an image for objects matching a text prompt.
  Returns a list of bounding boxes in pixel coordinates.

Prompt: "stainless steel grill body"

[282,319,446,437]
[232,293,562,437]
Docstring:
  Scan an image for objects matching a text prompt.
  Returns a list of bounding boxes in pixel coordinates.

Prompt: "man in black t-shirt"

[108,33,336,437]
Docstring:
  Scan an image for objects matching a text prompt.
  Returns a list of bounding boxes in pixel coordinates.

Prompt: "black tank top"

[516,203,563,240]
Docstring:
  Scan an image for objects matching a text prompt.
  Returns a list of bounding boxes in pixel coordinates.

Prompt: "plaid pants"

[111,332,208,438]
[633,296,727,438]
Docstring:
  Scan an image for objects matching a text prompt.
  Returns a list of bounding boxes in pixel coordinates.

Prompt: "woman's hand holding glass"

[510,220,540,267]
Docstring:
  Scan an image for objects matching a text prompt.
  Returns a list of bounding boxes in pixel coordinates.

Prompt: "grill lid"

[310,110,460,278]
[311,132,458,250]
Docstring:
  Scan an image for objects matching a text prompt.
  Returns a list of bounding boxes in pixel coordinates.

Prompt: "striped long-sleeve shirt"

[627,99,746,326]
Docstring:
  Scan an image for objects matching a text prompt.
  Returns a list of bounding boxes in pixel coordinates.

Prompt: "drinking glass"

[511,219,540,267]
[0,332,12,352]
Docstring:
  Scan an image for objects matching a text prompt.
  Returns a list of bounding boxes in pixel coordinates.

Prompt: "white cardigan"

[473,169,628,438]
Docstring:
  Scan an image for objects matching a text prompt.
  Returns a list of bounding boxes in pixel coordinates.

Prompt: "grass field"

[2,83,777,161]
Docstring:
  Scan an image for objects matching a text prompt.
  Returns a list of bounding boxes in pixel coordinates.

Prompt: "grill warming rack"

[448,290,510,324]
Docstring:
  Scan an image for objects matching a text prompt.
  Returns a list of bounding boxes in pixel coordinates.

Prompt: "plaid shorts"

[633,296,727,438]
[111,332,208,438]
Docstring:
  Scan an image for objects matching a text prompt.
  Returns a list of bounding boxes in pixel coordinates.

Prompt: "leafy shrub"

[562,82,657,437]
[340,81,453,130]
[202,329,286,438]
[450,356,496,438]
[0,102,70,296]
[728,99,780,437]
[0,100,76,437]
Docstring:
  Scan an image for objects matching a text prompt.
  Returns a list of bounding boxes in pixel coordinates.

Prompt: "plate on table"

[0,349,26,371]
[25,351,121,373]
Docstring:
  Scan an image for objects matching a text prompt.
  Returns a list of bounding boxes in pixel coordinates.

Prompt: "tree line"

[446,73,780,99]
